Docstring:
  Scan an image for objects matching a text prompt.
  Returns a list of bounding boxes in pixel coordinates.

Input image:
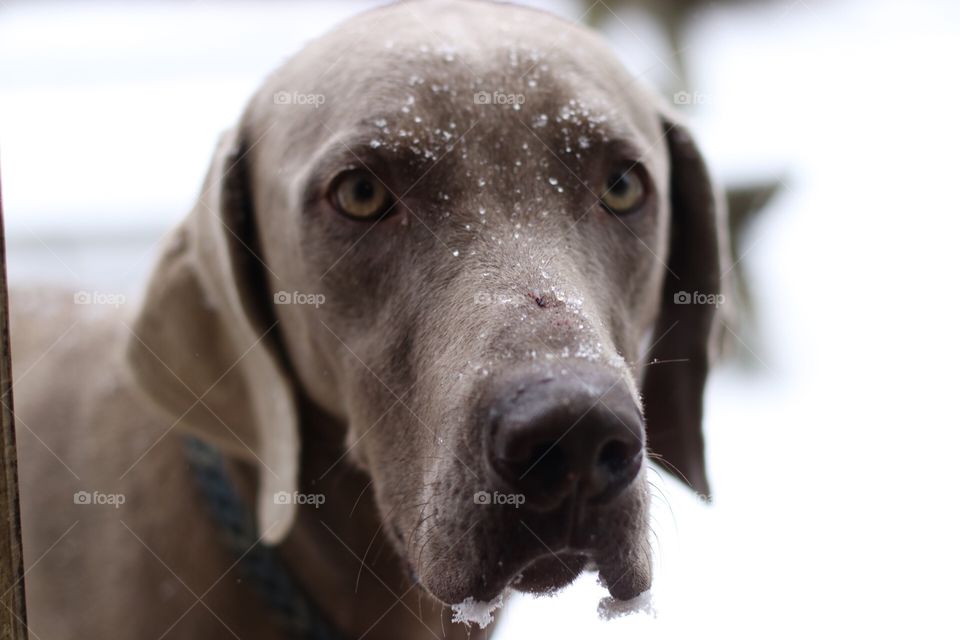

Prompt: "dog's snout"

[486,373,644,511]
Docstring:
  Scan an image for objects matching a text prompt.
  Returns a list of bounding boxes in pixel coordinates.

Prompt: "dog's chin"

[416,554,586,605]
[416,544,650,606]
[507,552,588,595]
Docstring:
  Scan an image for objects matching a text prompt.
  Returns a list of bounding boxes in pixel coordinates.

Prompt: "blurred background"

[2,0,959,637]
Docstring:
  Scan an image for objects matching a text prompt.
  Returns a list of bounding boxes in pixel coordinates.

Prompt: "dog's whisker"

[648,524,663,560]
[354,499,402,594]
[349,478,374,519]
[414,518,447,579]
[646,450,698,494]
[398,492,441,566]
[645,464,681,533]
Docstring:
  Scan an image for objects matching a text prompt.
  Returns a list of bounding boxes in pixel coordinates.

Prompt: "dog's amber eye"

[330,170,393,220]
[600,166,648,215]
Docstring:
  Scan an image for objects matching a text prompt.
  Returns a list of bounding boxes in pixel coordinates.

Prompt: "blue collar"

[183,436,345,640]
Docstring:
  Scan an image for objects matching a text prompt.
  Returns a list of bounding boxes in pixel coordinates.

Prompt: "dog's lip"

[507,551,589,595]
[412,528,649,605]
[462,548,590,603]
[406,478,651,605]
[401,528,599,603]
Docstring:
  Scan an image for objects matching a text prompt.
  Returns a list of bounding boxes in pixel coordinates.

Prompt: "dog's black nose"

[486,371,645,511]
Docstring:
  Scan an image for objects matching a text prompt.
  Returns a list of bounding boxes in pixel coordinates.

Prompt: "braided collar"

[184,436,345,640]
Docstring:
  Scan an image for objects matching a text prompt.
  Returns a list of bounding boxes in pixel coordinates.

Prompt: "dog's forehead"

[256,1,664,159]
[351,5,654,129]
[340,54,632,168]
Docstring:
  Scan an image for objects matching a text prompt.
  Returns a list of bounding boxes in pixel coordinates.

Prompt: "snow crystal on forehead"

[361,94,463,161]
[383,40,460,61]
[356,42,623,198]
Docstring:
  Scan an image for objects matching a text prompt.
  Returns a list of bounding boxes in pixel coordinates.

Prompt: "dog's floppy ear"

[641,114,728,498]
[126,128,298,543]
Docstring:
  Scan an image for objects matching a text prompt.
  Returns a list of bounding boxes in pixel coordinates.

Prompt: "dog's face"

[128,0,724,607]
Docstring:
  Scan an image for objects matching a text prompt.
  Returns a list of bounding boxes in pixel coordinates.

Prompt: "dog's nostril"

[520,442,569,490]
[588,438,643,502]
[597,440,634,475]
[526,442,555,472]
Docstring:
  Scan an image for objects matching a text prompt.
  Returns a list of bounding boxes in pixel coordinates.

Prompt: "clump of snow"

[451,595,504,629]
[597,591,656,620]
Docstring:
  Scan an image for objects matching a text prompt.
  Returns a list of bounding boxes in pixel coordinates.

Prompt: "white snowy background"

[2,0,959,638]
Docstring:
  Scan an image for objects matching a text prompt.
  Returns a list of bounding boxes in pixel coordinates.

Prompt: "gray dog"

[11,1,726,638]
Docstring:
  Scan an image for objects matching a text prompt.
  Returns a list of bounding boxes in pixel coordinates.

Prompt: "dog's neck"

[229,401,473,640]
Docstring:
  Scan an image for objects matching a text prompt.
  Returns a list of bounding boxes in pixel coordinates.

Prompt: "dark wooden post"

[0,168,29,639]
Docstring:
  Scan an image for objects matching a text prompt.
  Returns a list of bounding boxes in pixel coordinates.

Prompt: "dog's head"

[127,0,726,606]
